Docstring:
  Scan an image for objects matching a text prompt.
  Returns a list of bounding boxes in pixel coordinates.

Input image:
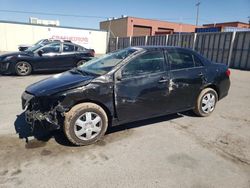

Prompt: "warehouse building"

[0,20,108,54]
[100,16,196,37]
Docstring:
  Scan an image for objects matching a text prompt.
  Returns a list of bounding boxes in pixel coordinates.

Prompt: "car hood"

[26,70,96,96]
[0,51,33,59]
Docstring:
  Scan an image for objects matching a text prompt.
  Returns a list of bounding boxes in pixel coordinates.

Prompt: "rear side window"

[76,46,86,51]
[63,44,75,52]
[167,50,195,70]
[41,43,60,53]
[122,51,165,77]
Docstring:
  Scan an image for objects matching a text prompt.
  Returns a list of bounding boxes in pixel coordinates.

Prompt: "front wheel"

[193,88,218,117]
[64,103,108,146]
[15,61,32,76]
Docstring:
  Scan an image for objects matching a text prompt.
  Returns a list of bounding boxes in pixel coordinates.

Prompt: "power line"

[0,9,196,22]
[3,8,244,25]
[0,9,109,19]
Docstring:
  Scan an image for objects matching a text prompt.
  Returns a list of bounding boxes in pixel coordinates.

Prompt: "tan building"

[100,16,197,37]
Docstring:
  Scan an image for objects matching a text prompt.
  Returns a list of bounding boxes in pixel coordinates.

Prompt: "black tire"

[76,60,86,67]
[64,103,108,146]
[15,61,32,76]
[193,88,218,117]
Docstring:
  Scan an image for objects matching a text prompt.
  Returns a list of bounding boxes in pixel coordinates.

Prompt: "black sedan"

[0,42,95,76]
[22,46,230,146]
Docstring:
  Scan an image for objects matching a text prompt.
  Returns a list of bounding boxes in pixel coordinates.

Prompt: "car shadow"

[14,111,190,147]
[106,113,183,134]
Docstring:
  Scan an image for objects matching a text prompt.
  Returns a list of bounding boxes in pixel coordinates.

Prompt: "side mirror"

[116,73,122,81]
[38,50,44,56]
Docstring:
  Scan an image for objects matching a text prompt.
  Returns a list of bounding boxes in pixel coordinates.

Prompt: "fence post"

[193,33,197,50]
[166,35,169,45]
[145,35,148,46]
[116,37,119,50]
[227,31,236,67]
[106,31,110,53]
[129,36,132,47]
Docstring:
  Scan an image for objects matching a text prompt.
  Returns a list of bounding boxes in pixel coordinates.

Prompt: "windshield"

[25,44,43,52]
[34,39,44,45]
[78,48,138,75]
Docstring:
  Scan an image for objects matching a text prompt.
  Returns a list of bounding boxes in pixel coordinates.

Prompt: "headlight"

[3,56,13,61]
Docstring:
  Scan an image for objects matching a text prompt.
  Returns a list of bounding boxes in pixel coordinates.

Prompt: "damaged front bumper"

[21,91,66,130]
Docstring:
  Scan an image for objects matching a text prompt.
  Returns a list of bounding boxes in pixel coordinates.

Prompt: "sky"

[0,0,249,29]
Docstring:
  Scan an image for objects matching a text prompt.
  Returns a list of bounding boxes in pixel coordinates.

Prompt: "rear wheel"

[77,60,86,67]
[15,61,32,76]
[64,103,108,146]
[193,88,218,117]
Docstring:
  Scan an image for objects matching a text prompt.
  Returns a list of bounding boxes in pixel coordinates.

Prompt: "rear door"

[114,49,170,122]
[60,43,78,68]
[165,48,205,112]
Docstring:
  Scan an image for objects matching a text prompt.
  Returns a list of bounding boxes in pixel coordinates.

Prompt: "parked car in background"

[18,39,75,51]
[18,39,54,51]
[21,46,231,146]
[0,42,95,76]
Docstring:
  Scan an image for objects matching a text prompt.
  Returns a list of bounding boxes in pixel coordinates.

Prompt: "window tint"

[193,54,203,67]
[122,51,165,77]
[42,43,60,53]
[63,44,75,52]
[167,50,195,70]
[76,46,86,51]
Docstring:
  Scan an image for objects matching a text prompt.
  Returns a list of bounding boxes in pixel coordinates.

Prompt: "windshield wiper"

[72,67,98,76]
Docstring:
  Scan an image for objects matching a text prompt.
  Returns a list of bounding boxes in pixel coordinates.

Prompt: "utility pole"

[248,16,250,28]
[195,0,201,26]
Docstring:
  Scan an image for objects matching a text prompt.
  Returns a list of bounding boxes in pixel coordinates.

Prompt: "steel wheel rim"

[17,62,29,74]
[201,93,215,113]
[77,61,85,67]
[74,112,102,141]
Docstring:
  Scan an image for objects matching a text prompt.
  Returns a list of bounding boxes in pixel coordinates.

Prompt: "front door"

[114,49,170,123]
[34,43,67,71]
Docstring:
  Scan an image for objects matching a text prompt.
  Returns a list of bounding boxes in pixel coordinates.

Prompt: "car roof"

[130,45,193,51]
[43,41,80,46]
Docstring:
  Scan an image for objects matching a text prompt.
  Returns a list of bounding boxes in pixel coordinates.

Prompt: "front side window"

[193,54,204,67]
[122,51,165,77]
[41,43,61,53]
[167,50,195,70]
[63,44,75,52]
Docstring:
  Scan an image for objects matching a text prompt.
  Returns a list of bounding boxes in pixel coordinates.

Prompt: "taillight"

[226,69,231,77]
[90,50,95,57]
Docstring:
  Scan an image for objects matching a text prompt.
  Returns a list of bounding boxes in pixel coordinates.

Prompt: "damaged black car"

[22,46,230,146]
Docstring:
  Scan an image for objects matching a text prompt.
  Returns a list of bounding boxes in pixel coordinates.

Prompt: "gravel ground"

[0,69,250,188]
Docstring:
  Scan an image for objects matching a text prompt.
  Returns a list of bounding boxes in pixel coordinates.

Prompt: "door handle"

[198,72,203,77]
[158,78,168,83]
[198,72,207,82]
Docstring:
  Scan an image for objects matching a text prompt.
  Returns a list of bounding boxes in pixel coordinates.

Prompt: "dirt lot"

[0,69,250,188]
